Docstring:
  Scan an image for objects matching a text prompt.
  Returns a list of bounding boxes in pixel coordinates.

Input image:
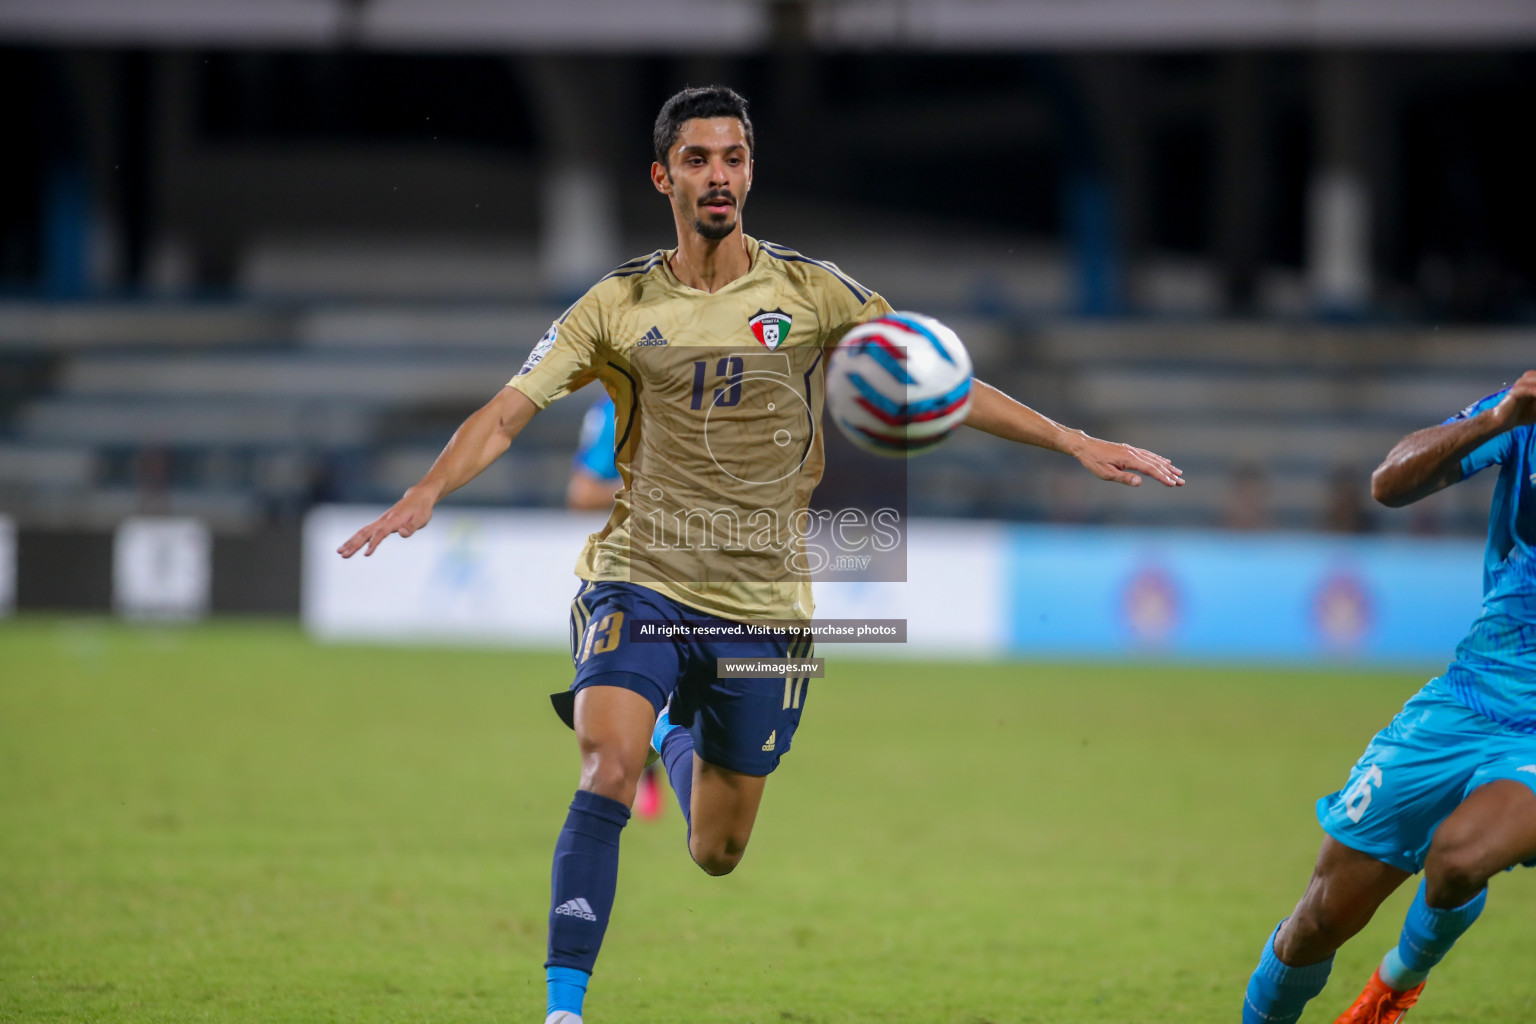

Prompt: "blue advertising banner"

[1005,527,1485,665]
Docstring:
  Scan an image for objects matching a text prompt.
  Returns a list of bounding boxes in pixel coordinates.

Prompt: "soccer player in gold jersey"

[339,86,1183,1024]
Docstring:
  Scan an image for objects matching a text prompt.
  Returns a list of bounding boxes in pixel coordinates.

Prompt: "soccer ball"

[824,312,974,456]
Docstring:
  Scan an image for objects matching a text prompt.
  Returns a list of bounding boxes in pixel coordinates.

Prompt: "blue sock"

[546,789,630,997]
[650,707,676,760]
[1243,921,1334,1024]
[1379,880,1486,989]
[546,965,589,1018]
[658,723,695,834]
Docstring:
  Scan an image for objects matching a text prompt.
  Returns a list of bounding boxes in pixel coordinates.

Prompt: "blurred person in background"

[1045,462,1099,524]
[567,391,664,823]
[566,393,623,513]
[131,445,173,516]
[1241,374,1536,1024]
[1223,462,1271,531]
[1321,464,1376,534]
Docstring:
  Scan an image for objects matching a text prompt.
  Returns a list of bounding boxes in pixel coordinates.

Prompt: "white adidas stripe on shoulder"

[601,251,665,280]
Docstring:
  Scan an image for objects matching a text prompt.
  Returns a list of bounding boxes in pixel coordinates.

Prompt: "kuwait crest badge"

[748,309,792,350]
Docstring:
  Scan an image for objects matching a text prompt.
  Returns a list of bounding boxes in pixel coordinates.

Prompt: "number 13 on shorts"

[581,612,624,662]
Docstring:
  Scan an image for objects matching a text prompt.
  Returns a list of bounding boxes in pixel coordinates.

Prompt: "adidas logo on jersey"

[554,897,598,921]
[761,730,776,752]
[636,326,669,347]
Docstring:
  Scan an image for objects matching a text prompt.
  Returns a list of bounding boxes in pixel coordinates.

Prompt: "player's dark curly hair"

[652,85,755,167]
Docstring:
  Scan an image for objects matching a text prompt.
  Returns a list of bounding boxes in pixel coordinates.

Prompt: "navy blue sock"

[1242,921,1333,1024]
[546,789,630,981]
[659,727,695,834]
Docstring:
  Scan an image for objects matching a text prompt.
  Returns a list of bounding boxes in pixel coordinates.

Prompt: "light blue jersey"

[574,394,620,483]
[1440,388,1536,733]
[1316,386,1536,872]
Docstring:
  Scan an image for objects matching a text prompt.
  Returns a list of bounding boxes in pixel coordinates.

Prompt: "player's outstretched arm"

[1372,369,1536,507]
[964,380,1183,488]
[338,386,539,558]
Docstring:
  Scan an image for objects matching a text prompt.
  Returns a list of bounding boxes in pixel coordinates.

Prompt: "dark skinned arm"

[1371,369,1536,507]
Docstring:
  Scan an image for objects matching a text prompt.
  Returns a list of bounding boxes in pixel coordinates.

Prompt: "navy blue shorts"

[550,580,814,776]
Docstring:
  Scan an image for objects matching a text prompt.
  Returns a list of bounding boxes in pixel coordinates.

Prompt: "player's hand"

[1493,370,1536,430]
[1073,436,1184,488]
[337,487,437,558]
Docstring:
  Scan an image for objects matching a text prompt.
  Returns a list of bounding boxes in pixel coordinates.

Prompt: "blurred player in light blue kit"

[1241,371,1536,1024]
[566,394,622,513]
[566,393,664,821]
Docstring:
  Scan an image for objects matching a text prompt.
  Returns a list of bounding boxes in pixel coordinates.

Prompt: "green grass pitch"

[2,619,1534,1023]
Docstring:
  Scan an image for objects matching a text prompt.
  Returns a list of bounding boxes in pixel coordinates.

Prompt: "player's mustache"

[698,191,736,208]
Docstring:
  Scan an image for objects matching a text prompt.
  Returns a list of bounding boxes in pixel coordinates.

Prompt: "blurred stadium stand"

[0,301,1504,535]
[1,2,1533,576]
[5,1,1536,49]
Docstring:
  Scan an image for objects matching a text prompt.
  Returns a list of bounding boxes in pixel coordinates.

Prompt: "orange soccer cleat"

[1333,967,1426,1024]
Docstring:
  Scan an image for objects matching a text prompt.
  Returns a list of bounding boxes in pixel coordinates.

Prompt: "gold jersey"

[510,236,891,622]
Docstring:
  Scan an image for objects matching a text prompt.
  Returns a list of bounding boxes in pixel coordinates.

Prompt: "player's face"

[652,118,752,241]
